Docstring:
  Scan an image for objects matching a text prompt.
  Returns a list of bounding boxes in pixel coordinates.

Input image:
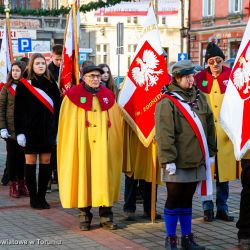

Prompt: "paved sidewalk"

[0,139,241,250]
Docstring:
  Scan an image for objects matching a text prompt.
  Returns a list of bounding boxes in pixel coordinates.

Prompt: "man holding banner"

[219,17,250,249]
[118,5,168,221]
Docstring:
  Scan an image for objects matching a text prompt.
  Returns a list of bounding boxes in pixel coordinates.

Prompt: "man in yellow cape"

[57,65,123,231]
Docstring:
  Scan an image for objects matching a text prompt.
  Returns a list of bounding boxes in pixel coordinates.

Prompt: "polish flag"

[0,25,11,90]
[59,6,80,94]
[220,18,250,160]
[118,6,169,147]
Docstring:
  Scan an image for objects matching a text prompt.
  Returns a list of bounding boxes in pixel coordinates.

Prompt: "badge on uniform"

[80,97,86,103]
[202,80,208,87]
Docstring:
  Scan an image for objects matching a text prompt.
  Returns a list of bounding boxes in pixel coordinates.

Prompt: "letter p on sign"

[18,38,32,53]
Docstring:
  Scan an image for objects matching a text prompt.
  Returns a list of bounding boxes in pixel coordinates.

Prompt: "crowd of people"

[0,42,250,250]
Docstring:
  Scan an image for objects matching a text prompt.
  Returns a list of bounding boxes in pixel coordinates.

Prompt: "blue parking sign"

[18,38,32,53]
[178,53,188,61]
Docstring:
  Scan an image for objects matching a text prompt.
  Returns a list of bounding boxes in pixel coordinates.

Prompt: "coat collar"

[66,83,115,111]
[195,66,231,94]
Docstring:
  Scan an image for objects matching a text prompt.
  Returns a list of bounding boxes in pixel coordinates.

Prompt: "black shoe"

[142,211,162,219]
[124,211,136,221]
[203,210,214,222]
[181,233,205,250]
[239,238,250,250]
[216,211,234,221]
[100,221,118,230]
[79,211,92,231]
[80,222,91,231]
[165,236,178,250]
[39,197,51,209]
[30,197,43,210]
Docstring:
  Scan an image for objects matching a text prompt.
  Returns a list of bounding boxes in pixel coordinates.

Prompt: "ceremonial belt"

[164,92,213,200]
[20,78,54,114]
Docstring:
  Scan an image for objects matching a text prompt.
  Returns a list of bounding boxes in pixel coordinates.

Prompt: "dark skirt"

[24,145,52,154]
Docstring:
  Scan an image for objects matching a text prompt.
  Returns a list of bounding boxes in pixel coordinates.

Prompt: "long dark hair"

[27,53,50,80]
[6,61,25,86]
[98,63,117,95]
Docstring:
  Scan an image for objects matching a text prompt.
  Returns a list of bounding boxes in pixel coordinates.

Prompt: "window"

[127,17,131,23]
[127,44,137,67]
[202,0,215,17]
[127,17,138,24]
[229,0,242,13]
[9,0,30,9]
[96,44,109,65]
[162,17,166,25]
[96,17,108,23]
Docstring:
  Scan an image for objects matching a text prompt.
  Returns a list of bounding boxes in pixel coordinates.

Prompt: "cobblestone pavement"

[0,139,241,249]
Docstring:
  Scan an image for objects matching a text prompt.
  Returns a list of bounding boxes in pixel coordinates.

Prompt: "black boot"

[25,164,42,209]
[165,236,178,250]
[79,207,93,231]
[181,234,205,250]
[38,164,52,209]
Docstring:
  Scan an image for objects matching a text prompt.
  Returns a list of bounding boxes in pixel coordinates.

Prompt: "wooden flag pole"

[71,1,79,85]
[149,0,158,224]
[4,0,13,62]
[151,140,157,223]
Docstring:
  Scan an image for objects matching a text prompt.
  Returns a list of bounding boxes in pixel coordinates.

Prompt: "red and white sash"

[6,84,16,97]
[164,92,213,201]
[20,78,54,114]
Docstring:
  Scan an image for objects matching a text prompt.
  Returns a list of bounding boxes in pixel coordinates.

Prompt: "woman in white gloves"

[14,53,61,209]
[0,61,29,198]
[155,60,216,250]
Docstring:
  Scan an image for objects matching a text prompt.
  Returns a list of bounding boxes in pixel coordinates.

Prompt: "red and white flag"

[118,6,169,147]
[0,25,11,89]
[59,6,80,94]
[220,18,250,160]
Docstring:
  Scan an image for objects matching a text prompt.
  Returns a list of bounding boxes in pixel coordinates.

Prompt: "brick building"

[189,0,249,66]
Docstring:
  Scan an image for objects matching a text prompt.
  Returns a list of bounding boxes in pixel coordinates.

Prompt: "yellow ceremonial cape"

[206,79,236,182]
[122,122,161,184]
[57,96,123,208]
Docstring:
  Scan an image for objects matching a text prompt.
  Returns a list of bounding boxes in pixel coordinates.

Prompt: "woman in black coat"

[14,53,61,209]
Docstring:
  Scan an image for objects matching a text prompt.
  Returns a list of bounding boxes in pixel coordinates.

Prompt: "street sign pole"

[117,22,124,87]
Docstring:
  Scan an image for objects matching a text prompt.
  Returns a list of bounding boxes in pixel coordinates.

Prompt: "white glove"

[209,156,215,166]
[0,129,10,139]
[166,163,176,175]
[17,134,26,147]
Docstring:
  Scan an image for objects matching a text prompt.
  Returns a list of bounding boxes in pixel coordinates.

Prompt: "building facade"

[0,0,65,58]
[75,0,187,77]
[189,0,248,66]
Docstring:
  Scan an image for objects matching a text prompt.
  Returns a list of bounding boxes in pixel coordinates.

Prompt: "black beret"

[82,65,104,76]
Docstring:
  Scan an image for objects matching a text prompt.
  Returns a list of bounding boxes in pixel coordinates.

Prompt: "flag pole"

[4,0,13,62]
[150,0,157,224]
[58,12,70,91]
[71,0,79,85]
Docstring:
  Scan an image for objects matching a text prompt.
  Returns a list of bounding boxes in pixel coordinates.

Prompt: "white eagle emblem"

[233,46,250,94]
[132,50,163,91]
[103,97,109,104]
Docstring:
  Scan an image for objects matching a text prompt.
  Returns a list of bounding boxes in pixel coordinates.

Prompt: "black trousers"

[6,139,25,181]
[237,159,250,239]
[123,175,156,213]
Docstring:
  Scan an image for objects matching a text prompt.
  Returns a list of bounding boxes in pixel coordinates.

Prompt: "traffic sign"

[178,53,188,61]
[18,38,32,53]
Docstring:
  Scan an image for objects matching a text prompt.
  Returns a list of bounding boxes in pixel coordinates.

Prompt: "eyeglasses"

[208,57,223,65]
[85,74,102,79]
